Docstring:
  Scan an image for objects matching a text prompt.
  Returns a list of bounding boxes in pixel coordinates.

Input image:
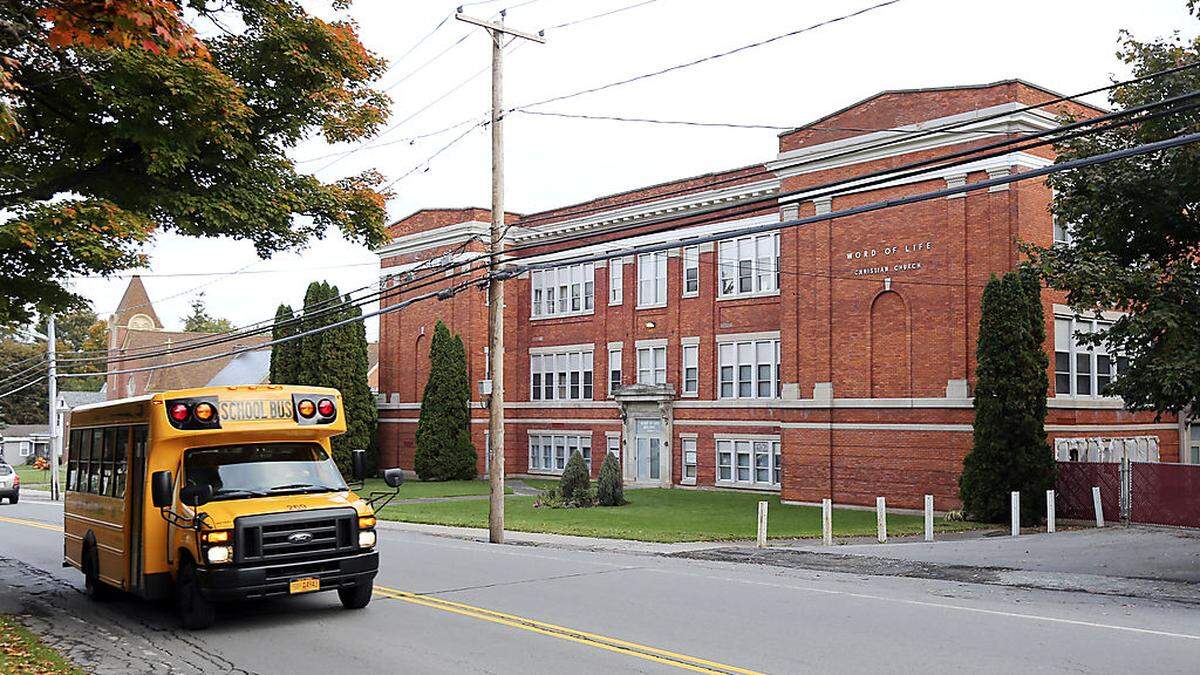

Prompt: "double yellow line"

[0,515,758,673]
[373,584,761,674]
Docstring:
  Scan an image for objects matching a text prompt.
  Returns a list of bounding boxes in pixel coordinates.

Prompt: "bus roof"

[69,385,342,414]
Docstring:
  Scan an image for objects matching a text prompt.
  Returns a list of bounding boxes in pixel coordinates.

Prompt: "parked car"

[0,463,18,504]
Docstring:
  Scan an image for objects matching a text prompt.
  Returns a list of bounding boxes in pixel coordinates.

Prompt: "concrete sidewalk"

[676,526,1200,605]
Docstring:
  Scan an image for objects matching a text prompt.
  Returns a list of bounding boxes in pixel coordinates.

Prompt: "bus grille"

[233,508,357,564]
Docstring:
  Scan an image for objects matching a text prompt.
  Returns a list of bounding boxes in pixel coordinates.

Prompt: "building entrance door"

[634,418,661,482]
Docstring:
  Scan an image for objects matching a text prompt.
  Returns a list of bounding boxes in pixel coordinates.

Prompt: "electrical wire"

[509,0,904,111]
[26,129,1200,389]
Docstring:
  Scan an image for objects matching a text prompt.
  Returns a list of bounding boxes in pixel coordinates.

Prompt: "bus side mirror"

[352,449,367,482]
[383,468,404,489]
[151,471,173,508]
[179,482,212,508]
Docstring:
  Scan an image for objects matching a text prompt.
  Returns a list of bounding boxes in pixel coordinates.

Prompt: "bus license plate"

[289,578,320,594]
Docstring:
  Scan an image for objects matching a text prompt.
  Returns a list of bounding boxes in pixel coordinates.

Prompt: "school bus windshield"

[184,443,348,500]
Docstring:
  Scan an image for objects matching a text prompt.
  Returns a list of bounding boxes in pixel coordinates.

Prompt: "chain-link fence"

[1130,462,1200,528]
[1055,461,1121,522]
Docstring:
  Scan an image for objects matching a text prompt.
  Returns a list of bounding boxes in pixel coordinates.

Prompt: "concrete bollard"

[1092,486,1104,527]
[821,498,833,546]
[923,495,933,542]
[756,501,768,548]
[1011,491,1020,536]
[876,496,887,543]
[1046,490,1056,533]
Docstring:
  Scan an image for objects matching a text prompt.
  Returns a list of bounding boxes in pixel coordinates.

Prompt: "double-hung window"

[530,347,594,401]
[682,246,699,297]
[718,233,779,298]
[680,435,697,484]
[530,263,594,318]
[716,438,781,488]
[637,251,668,307]
[681,341,699,396]
[609,259,624,305]
[528,432,592,474]
[1054,316,1126,397]
[717,335,780,399]
[637,345,667,386]
[608,345,622,395]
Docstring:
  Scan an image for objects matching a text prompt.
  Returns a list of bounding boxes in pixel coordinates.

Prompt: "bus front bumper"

[195,550,379,602]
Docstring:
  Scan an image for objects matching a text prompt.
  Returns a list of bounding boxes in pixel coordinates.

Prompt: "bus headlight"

[206,545,232,564]
[358,530,376,549]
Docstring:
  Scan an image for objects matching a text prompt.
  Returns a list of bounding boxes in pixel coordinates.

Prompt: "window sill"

[635,302,668,311]
[681,292,699,299]
[716,396,781,402]
[530,310,595,322]
[681,478,697,486]
[528,469,564,477]
[716,291,780,302]
[681,392,699,398]
[715,481,781,492]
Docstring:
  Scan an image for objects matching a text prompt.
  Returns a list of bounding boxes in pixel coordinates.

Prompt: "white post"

[1092,486,1104,527]
[1046,489,1056,533]
[876,497,887,543]
[821,498,833,546]
[923,494,934,542]
[756,501,768,548]
[1010,491,1020,536]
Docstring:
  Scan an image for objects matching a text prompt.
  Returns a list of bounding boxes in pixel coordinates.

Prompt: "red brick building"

[376,81,1194,509]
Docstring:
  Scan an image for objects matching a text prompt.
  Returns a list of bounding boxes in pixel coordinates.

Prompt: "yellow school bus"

[64,385,402,629]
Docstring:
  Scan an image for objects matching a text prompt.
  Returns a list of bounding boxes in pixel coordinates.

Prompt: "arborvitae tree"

[297,281,332,384]
[596,452,625,507]
[414,322,475,480]
[559,451,591,506]
[959,268,1055,525]
[269,304,297,384]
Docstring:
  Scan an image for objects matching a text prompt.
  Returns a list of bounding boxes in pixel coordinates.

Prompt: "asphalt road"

[1,497,1198,674]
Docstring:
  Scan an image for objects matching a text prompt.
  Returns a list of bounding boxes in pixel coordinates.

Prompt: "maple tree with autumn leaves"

[0,1,392,327]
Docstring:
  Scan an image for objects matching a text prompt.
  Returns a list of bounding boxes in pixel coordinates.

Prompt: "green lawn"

[358,478,510,500]
[518,478,560,492]
[12,464,65,487]
[377,488,981,543]
[0,615,82,674]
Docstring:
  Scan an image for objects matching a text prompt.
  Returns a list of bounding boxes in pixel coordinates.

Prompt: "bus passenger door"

[128,425,148,594]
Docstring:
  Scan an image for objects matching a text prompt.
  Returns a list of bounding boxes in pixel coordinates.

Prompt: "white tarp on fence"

[1054,435,1160,463]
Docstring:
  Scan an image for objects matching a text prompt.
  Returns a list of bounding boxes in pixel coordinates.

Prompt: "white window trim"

[1053,315,1123,400]
[529,346,595,402]
[530,263,596,321]
[714,434,781,491]
[608,258,623,306]
[605,431,621,459]
[527,430,594,476]
[679,433,698,485]
[607,346,622,398]
[682,245,700,298]
[717,232,780,300]
[636,345,668,386]
[680,340,699,398]
[715,333,781,401]
[635,338,668,349]
[636,251,669,309]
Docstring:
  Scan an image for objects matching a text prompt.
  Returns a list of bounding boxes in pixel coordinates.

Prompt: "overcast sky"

[71,0,1196,340]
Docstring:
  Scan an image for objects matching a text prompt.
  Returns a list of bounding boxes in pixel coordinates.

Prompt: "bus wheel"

[337,583,372,610]
[176,559,215,630]
[83,545,110,601]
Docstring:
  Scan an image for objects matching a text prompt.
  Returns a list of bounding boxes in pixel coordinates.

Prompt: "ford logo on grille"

[288,532,314,544]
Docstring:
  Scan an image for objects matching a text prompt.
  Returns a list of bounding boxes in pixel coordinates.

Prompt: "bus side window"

[66,429,80,492]
[89,429,104,494]
[112,426,129,498]
[101,428,117,496]
[75,430,92,493]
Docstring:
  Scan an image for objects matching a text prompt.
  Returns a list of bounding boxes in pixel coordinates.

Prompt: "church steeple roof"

[111,275,162,329]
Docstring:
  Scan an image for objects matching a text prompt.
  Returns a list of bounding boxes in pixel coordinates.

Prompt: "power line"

[506,90,1200,255]
[509,0,904,111]
[29,129,1200,389]
[515,109,1036,134]
[542,0,662,31]
[511,60,1200,229]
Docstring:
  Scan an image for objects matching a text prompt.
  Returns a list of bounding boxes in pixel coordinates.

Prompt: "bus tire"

[82,543,110,601]
[176,559,215,630]
[337,583,372,610]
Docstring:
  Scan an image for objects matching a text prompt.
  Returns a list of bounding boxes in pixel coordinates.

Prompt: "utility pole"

[47,314,60,501]
[455,10,544,544]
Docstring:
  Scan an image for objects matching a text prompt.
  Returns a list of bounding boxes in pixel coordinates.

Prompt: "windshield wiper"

[211,488,269,500]
[267,483,343,494]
